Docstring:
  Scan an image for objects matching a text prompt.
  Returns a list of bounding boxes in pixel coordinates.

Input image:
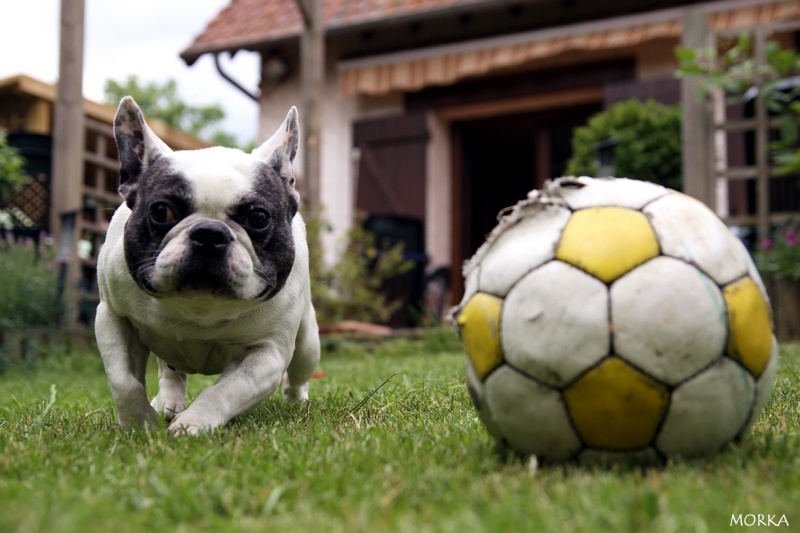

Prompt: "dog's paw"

[283,381,309,403]
[167,411,217,436]
[118,403,159,429]
[150,392,186,421]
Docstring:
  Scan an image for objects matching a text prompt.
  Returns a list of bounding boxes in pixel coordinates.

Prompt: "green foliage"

[754,219,800,279]
[0,236,62,327]
[676,35,800,176]
[0,133,27,203]
[104,75,247,148]
[307,212,414,325]
[0,336,798,532]
[565,99,683,190]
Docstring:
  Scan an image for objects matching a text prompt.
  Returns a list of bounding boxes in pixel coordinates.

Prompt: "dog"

[95,96,320,435]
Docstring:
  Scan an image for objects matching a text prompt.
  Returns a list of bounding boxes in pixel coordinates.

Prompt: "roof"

[0,74,210,150]
[180,0,497,64]
[339,0,800,96]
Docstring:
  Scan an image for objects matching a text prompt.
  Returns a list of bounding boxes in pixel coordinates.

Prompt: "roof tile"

[182,0,492,62]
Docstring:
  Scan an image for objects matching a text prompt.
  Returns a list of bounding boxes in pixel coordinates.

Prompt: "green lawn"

[1,329,798,533]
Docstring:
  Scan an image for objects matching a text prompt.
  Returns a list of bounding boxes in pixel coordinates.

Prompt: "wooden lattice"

[1,172,49,229]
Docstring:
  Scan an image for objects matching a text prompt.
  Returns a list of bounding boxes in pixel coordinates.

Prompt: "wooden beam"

[296,0,323,219]
[51,0,85,327]
[26,99,52,134]
[754,24,770,243]
[437,86,603,122]
[681,9,713,207]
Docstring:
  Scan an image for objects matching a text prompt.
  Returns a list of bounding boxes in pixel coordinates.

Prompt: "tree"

[565,99,683,190]
[104,75,245,148]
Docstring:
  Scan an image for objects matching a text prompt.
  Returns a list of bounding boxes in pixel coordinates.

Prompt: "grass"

[0,328,798,533]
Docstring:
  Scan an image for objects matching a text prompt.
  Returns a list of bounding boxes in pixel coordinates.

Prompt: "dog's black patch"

[231,160,299,300]
[122,157,195,295]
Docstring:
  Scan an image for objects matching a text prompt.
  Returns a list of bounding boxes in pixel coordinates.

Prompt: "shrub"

[0,235,62,327]
[0,133,27,203]
[753,219,800,280]
[306,212,413,326]
[565,99,683,190]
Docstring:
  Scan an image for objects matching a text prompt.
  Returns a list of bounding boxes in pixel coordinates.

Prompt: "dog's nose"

[189,221,232,255]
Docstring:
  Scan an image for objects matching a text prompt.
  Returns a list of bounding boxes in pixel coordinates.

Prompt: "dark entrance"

[452,103,601,296]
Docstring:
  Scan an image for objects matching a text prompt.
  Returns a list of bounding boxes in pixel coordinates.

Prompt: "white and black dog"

[95,97,320,435]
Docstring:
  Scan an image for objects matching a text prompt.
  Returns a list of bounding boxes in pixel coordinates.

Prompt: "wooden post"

[295,0,324,219]
[51,0,85,327]
[681,9,713,207]
[754,24,770,243]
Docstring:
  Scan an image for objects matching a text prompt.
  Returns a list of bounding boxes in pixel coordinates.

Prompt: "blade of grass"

[341,371,398,419]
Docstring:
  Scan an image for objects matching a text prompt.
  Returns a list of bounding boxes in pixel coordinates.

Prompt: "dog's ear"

[251,107,299,189]
[113,96,173,205]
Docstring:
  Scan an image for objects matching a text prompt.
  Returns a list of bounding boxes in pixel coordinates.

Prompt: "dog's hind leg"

[283,303,321,403]
[150,358,187,420]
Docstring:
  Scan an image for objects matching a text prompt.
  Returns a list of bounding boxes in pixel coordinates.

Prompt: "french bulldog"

[95,96,320,435]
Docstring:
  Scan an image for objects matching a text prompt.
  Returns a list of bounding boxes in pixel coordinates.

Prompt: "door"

[353,112,429,220]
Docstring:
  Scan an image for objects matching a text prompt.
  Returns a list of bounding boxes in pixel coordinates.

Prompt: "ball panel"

[554,176,668,210]
[656,358,754,458]
[502,261,609,387]
[455,292,504,380]
[478,205,571,297]
[739,339,779,438]
[466,362,504,441]
[555,207,660,284]
[612,256,727,385]
[484,366,581,460]
[724,277,774,377]
[747,259,770,308]
[462,262,481,302]
[564,357,669,450]
[645,193,750,285]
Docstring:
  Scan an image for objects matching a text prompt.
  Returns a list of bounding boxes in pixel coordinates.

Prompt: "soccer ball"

[454,176,778,462]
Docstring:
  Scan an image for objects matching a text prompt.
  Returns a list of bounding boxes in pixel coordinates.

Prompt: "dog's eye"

[149,202,176,224]
[244,208,271,230]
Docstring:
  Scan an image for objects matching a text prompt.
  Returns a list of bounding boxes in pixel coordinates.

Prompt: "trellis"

[682,10,800,241]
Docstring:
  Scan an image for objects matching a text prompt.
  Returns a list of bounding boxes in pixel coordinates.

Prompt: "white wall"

[258,57,454,272]
[258,56,425,267]
[258,64,357,265]
[426,112,452,271]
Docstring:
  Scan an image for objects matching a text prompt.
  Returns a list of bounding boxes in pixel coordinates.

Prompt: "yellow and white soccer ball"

[454,176,778,462]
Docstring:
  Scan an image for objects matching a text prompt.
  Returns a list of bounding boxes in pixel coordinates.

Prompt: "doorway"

[451,103,600,297]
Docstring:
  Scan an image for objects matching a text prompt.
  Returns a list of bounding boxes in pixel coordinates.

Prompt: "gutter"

[213,53,259,102]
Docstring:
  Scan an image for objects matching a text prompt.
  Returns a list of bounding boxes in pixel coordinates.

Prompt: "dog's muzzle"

[173,221,237,294]
[189,221,233,258]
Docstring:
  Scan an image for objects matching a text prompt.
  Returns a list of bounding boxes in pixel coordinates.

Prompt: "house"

[0,74,209,325]
[181,0,800,301]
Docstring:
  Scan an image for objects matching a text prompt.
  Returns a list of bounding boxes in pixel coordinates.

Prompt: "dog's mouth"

[254,282,275,300]
[173,263,237,297]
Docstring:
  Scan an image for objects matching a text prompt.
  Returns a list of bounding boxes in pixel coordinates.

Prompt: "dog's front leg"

[95,301,158,428]
[167,346,285,435]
